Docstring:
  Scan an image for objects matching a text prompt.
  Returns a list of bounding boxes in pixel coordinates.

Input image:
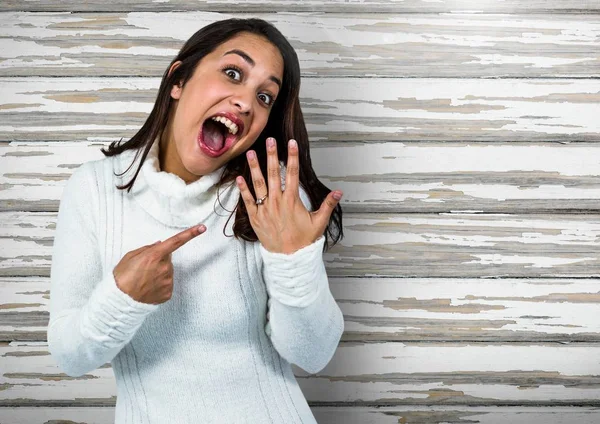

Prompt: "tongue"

[202,120,226,151]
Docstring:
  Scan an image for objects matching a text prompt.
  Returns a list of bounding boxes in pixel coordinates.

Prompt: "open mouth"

[198,115,243,158]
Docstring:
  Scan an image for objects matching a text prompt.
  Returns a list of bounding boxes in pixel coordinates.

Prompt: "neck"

[159,131,202,185]
[121,137,237,228]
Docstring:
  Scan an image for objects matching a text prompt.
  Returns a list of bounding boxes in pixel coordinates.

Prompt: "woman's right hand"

[112,224,206,305]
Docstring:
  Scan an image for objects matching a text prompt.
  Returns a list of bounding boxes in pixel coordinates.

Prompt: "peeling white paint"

[464,254,596,268]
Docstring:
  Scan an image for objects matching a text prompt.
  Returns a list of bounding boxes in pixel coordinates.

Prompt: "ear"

[168,61,183,100]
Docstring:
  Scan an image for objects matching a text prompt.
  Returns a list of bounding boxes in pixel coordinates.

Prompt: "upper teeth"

[211,116,238,135]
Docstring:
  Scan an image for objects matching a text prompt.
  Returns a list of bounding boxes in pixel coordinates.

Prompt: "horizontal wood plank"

[3,342,600,406]
[327,213,600,277]
[336,277,600,342]
[2,12,599,78]
[2,407,115,424]
[3,141,600,213]
[3,277,600,343]
[2,406,600,424]
[1,78,599,142]
[315,142,600,213]
[1,212,599,278]
[298,341,600,405]
[312,406,600,424]
[1,0,598,13]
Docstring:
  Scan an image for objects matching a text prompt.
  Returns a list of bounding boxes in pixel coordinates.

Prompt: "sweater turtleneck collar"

[117,139,239,228]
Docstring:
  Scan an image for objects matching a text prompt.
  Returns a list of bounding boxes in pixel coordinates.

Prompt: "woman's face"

[161,32,285,183]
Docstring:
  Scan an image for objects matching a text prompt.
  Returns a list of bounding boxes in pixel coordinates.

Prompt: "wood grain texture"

[1,0,598,13]
[297,341,600,406]
[3,342,600,407]
[1,78,599,142]
[1,211,599,278]
[2,276,600,343]
[0,277,48,342]
[2,406,600,424]
[1,3,599,420]
[3,141,600,213]
[327,213,600,278]
[1,12,599,78]
[311,142,600,213]
[312,406,600,424]
[335,277,600,342]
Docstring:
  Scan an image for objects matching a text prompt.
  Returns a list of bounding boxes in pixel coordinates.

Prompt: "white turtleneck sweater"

[47,140,344,424]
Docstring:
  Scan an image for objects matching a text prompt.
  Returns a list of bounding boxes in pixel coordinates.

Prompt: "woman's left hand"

[236,137,343,254]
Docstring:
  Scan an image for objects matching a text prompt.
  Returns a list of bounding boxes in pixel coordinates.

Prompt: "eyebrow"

[223,49,282,89]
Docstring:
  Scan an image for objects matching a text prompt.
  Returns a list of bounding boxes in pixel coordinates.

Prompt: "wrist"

[263,235,322,255]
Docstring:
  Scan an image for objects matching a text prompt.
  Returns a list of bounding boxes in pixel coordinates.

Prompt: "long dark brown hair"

[101,18,342,250]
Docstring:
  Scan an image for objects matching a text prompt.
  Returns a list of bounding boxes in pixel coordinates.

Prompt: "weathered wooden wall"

[1,1,599,423]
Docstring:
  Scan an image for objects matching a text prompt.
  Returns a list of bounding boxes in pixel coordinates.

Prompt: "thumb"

[313,190,342,229]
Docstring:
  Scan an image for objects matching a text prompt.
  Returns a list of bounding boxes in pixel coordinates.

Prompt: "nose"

[230,87,253,115]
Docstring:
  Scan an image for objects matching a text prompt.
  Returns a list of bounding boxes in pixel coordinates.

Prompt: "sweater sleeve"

[47,161,159,377]
[258,186,344,374]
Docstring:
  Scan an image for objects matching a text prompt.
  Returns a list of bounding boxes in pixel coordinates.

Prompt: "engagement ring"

[255,194,268,205]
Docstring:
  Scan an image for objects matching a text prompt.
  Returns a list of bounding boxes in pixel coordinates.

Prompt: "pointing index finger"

[155,224,206,256]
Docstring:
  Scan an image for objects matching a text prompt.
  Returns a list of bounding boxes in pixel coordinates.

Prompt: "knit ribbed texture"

[260,236,326,308]
[48,140,344,423]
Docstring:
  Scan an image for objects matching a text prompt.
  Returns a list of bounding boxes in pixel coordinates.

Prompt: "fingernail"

[289,139,297,148]
[197,224,206,233]
[236,176,244,184]
[267,138,275,148]
[246,150,255,159]
[332,191,342,200]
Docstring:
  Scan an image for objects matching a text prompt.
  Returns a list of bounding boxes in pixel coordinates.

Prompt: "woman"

[48,18,344,423]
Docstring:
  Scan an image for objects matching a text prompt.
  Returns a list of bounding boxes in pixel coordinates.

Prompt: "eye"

[258,92,274,106]
[223,66,242,81]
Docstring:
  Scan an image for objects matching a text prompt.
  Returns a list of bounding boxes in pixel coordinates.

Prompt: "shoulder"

[66,154,109,194]
[64,160,98,195]
[73,147,138,188]
[60,150,125,222]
